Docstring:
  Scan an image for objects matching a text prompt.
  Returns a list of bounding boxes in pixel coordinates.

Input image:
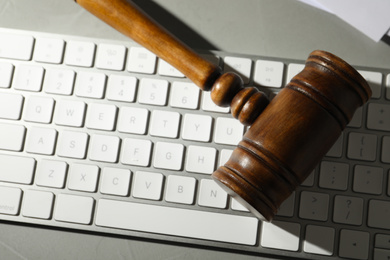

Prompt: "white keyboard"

[0,27,389,260]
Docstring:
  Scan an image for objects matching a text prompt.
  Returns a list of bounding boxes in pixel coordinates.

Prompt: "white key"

[219,149,233,166]
[0,186,22,215]
[347,132,377,161]
[43,68,75,95]
[182,114,212,142]
[12,65,44,92]
[106,75,137,102]
[64,40,95,67]
[367,103,390,131]
[325,133,344,157]
[23,96,54,123]
[382,136,390,163]
[25,127,57,155]
[138,78,168,106]
[121,138,152,166]
[127,47,156,74]
[54,99,86,127]
[165,175,196,204]
[301,170,315,187]
[100,167,131,196]
[0,92,24,120]
[368,200,390,230]
[358,70,382,98]
[333,195,364,225]
[276,192,295,217]
[319,161,349,190]
[153,142,184,170]
[74,71,106,99]
[254,60,284,88]
[303,225,334,256]
[86,103,117,131]
[186,146,216,174]
[35,159,68,188]
[261,220,300,251]
[286,63,304,83]
[201,91,230,113]
[0,33,34,60]
[150,110,180,138]
[89,134,120,163]
[387,74,390,100]
[353,165,383,194]
[214,117,244,145]
[198,179,228,208]
[117,107,149,135]
[68,163,99,192]
[0,154,35,184]
[158,59,185,77]
[34,37,64,64]
[57,130,89,159]
[96,199,258,245]
[95,43,126,71]
[339,229,369,260]
[299,191,329,221]
[132,171,164,200]
[170,81,200,109]
[0,62,14,88]
[231,198,250,212]
[348,106,363,128]
[22,190,54,219]
[54,194,94,224]
[224,56,252,84]
[0,123,26,151]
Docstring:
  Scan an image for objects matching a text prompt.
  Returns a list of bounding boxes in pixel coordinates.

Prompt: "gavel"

[75,0,371,221]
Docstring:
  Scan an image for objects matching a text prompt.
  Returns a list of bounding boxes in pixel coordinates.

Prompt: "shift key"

[0,154,35,184]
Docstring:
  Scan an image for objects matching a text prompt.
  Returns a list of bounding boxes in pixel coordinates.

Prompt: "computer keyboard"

[0,27,389,260]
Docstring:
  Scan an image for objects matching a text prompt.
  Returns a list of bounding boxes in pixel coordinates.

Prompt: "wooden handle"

[75,0,372,221]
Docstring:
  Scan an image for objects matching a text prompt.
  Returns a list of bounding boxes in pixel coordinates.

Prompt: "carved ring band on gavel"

[75,0,371,221]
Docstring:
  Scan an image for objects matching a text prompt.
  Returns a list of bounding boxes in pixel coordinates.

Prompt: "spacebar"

[96,199,258,245]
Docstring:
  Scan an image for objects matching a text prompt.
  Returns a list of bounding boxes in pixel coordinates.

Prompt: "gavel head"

[212,50,371,221]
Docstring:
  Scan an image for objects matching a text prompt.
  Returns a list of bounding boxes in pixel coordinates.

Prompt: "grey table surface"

[0,0,389,259]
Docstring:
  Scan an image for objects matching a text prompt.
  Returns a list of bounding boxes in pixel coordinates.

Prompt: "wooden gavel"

[75,0,371,221]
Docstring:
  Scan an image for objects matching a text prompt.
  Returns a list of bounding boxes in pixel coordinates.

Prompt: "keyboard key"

[0,123,26,151]
[375,234,390,249]
[96,199,258,245]
[182,114,212,142]
[100,167,131,196]
[117,107,149,135]
[138,78,168,106]
[170,81,200,109]
[34,37,64,64]
[254,60,284,88]
[0,62,14,88]
[333,195,363,225]
[303,225,334,256]
[0,155,35,184]
[106,75,137,102]
[319,161,349,190]
[74,71,106,99]
[54,99,86,127]
[150,110,180,138]
[0,92,24,120]
[165,175,196,204]
[383,136,390,163]
[219,149,233,167]
[224,56,252,84]
[127,47,156,74]
[13,64,44,92]
[132,171,164,200]
[299,191,329,221]
[22,190,54,219]
[23,96,55,123]
[261,220,300,251]
[0,33,34,60]
[25,127,57,155]
[368,200,390,230]
[375,248,390,260]
[358,70,382,99]
[348,106,363,128]
[347,132,377,161]
[43,68,75,95]
[89,134,120,163]
[95,43,126,71]
[64,40,95,67]
[286,63,304,83]
[54,194,94,224]
[153,142,184,170]
[68,163,99,192]
[120,138,152,167]
[367,103,390,131]
[353,165,383,194]
[201,92,230,113]
[231,198,250,212]
[186,145,216,174]
[276,192,295,217]
[57,130,89,159]
[339,229,369,260]
[198,179,228,209]
[214,117,244,145]
[0,186,22,215]
[158,59,185,78]
[85,103,117,131]
[35,159,68,188]
[387,74,390,100]
[325,133,343,157]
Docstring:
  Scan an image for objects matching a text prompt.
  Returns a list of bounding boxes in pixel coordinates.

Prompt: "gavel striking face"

[75,0,372,221]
